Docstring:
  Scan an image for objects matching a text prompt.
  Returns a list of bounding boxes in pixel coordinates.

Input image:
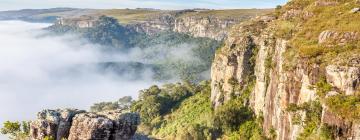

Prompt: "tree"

[118,96,133,110]
[1,121,29,140]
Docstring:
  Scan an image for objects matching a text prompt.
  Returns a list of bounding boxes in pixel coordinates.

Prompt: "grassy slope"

[276,0,360,68]
[96,9,162,24]
[154,89,213,139]
[178,9,273,19]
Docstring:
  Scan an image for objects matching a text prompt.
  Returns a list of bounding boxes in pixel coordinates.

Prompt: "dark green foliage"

[131,82,195,126]
[286,101,323,140]
[48,17,221,82]
[1,121,30,140]
[90,96,133,112]
[131,31,221,82]
[315,78,332,98]
[155,81,214,139]
[90,101,119,112]
[48,16,138,49]
[118,96,133,109]
[214,97,253,132]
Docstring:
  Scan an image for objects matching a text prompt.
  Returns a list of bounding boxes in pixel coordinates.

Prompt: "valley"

[0,0,359,140]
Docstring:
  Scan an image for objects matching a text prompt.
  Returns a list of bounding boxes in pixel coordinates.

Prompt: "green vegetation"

[325,94,360,122]
[274,20,296,39]
[49,16,221,82]
[98,9,161,24]
[90,96,133,112]
[315,78,333,98]
[278,0,360,69]
[1,121,30,140]
[155,82,214,139]
[128,80,265,139]
[286,100,323,140]
[178,9,273,20]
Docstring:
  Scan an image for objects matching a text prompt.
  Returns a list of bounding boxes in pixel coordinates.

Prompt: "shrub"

[325,94,360,122]
[275,20,296,39]
[315,78,332,98]
[1,121,30,140]
[214,97,253,132]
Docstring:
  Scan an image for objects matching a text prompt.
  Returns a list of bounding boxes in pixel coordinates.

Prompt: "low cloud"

[0,21,157,127]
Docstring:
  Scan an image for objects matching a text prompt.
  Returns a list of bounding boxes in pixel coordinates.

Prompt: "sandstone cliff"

[127,9,271,40]
[211,0,360,139]
[53,9,272,41]
[29,109,140,140]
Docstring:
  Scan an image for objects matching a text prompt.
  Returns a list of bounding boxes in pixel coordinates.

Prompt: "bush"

[315,78,332,97]
[214,97,253,132]
[275,20,296,39]
[325,94,360,122]
[1,121,29,140]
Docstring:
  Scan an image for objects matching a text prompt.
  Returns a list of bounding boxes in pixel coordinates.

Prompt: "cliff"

[49,9,272,40]
[126,9,272,40]
[211,0,360,139]
[29,109,140,140]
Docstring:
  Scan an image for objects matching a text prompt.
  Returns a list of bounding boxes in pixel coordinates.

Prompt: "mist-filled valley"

[0,19,218,129]
[2,1,359,139]
[0,20,151,124]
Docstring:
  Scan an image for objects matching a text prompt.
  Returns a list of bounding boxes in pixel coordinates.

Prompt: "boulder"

[325,65,360,95]
[318,30,359,45]
[351,8,360,13]
[30,109,85,140]
[68,113,114,140]
[314,0,338,6]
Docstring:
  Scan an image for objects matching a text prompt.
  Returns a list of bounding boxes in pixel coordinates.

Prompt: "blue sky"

[0,0,288,11]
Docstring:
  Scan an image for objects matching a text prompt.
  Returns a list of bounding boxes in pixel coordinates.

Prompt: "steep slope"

[211,0,360,139]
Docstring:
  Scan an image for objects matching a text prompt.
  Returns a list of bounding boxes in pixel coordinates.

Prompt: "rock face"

[56,16,99,28]
[318,30,359,45]
[211,17,270,107]
[210,14,360,140]
[173,16,239,40]
[30,109,140,140]
[30,109,85,140]
[128,12,243,41]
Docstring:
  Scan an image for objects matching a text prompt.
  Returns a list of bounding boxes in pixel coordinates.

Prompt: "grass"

[97,9,162,24]
[279,0,360,69]
[178,9,273,20]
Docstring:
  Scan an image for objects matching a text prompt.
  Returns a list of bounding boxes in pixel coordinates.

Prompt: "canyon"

[1,0,359,140]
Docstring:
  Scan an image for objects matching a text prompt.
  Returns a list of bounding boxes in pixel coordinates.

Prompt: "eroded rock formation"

[30,109,140,140]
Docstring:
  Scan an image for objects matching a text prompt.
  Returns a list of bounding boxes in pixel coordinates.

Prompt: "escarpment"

[29,109,140,140]
[53,9,272,41]
[210,0,360,139]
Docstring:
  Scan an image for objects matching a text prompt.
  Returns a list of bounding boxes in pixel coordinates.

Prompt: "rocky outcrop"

[173,16,239,40]
[211,17,271,107]
[129,13,242,41]
[56,16,99,28]
[30,109,85,140]
[30,109,140,140]
[318,30,359,45]
[325,65,360,95]
[314,0,338,6]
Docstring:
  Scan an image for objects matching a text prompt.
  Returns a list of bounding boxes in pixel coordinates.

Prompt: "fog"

[0,20,158,131]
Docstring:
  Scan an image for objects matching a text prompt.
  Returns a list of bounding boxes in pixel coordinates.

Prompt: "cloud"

[0,20,156,132]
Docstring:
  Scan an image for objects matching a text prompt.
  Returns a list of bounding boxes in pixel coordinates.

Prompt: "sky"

[0,0,288,11]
